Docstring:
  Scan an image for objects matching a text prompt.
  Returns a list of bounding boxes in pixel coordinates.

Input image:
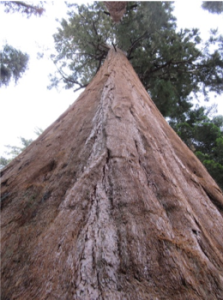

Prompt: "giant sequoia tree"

[1,2,223,299]
[1,48,223,300]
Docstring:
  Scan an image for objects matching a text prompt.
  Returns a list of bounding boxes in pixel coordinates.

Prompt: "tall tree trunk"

[1,49,223,300]
[104,2,127,23]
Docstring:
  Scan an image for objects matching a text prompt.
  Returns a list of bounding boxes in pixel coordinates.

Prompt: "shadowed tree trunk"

[1,49,223,300]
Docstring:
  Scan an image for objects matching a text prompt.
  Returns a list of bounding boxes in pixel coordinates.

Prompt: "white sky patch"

[0,1,223,156]
[174,1,221,34]
[0,2,78,154]
[174,1,223,114]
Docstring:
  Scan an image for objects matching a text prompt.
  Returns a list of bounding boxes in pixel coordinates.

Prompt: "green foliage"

[170,108,223,190]
[49,2,114,91]
[50,1,223,118]
[196,150,223,190]
[1,1,45,17]
[202,1,223,14]
[0,1,45,88]
[0,44,29,87]
[194,122,222,154]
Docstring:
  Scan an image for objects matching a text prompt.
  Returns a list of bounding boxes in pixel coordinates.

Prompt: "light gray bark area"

[1,49,223,300]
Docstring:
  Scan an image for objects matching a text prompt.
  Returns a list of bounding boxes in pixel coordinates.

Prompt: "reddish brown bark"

[104,2,127,23]
[1,49,223,300]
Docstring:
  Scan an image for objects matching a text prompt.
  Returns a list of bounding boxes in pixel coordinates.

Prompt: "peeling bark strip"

[104,2,127,23]
[1,49,223,300]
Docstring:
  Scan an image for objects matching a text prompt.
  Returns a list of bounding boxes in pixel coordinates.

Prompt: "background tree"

[202,1,223,14]
[0,44,29,87]
[0,1,45,87]
[170,107,223,189]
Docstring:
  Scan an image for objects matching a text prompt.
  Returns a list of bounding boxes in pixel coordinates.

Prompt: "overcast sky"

[0,1,223,157]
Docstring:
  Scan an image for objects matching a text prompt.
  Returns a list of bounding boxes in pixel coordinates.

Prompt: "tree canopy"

[0,1,45,87]
[49,1,223,118]
[0,44,29,87]
[170,107,223,190]
[202,1,223,14]
[47,1,223,190]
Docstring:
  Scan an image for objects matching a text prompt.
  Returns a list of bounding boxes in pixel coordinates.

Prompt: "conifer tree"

[0,45,29,87]
[170,108,223,189]
[0,1,45,87]
[49,2,223,118]
[47,2,223,188]
[202,1,223,14]
[1,48,223,300]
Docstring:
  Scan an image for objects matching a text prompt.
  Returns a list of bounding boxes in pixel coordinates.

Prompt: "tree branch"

[127,31,148,59]
[8,1,44,16]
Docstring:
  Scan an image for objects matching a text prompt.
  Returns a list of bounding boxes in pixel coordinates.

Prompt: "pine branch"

[127,32,148,59]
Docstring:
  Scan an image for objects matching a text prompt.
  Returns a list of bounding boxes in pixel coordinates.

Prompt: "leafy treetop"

[0,44,29,87]
[49,1,223,118]
[0,1,45,88]
[202,1,223,14]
